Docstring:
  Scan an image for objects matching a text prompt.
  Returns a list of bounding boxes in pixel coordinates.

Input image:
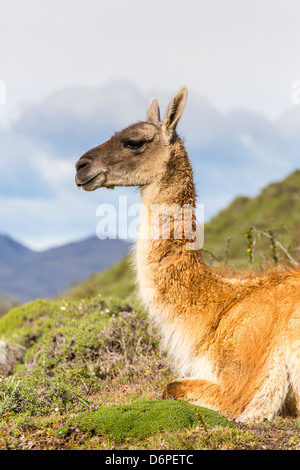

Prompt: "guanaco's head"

[75,87,187,191]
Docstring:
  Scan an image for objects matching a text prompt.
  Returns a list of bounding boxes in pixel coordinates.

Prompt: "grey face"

[75,88,187,191]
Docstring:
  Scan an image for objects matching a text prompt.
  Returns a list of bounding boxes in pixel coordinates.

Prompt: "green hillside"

[203,170,300,267]
[66,254,136,301]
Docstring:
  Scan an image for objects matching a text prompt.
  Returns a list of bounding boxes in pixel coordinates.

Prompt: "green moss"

[63,399,232,443]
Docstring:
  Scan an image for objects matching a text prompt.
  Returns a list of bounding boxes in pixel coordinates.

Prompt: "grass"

[202,170,300,268]
[0,291,299,449]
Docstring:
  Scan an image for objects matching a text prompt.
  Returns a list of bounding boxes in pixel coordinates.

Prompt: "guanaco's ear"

[147,98,161,122]
[162,87,187,138]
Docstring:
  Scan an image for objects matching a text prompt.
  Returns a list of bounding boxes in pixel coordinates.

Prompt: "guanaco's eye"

[124,140,146,150]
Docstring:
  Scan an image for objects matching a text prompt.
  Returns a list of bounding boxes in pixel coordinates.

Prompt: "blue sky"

[1,0,300,250]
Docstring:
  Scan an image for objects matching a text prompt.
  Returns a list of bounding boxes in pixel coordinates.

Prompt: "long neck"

[136,139,219,320]
[140,140,196,207]
[139,139,201,255]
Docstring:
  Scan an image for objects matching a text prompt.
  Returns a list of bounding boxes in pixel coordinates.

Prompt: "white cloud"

[0,129,54,198]
[1,80,300,249]
[1,0,300,252]
[34,155,75,187]
[2,0,300,119]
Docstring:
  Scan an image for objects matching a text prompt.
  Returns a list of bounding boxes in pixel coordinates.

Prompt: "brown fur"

[75,88,300,422]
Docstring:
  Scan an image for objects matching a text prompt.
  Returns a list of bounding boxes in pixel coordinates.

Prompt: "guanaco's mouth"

[75,171,114,191]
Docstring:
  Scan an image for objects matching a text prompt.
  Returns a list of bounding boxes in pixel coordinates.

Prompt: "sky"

[1,0,300,250]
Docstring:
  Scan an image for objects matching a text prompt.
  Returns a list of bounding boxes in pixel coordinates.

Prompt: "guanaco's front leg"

[162,378,226,415]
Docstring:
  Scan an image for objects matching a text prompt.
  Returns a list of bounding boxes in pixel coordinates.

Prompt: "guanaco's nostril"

[76,159,89,172]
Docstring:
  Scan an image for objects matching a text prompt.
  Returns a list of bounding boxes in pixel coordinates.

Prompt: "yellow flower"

[270,244,274,249]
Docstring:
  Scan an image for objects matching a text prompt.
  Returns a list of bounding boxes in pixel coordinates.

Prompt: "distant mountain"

[0,234,37,277]
[0,235,131,303]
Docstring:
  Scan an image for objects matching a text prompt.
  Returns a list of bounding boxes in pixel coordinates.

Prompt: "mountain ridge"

[0,235,130,303]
